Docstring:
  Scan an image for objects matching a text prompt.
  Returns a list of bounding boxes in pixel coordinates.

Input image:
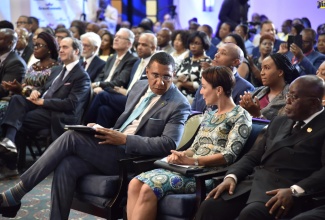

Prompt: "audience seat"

[70,113,204,220]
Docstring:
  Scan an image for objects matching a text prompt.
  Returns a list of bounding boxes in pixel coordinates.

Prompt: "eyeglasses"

[286,93,320,103]
[34,43,48,49]
[16,21,28,25]
[150,73,172,82]
[114,35,130,41]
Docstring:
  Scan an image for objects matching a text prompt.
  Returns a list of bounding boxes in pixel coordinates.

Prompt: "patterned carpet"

[0,173,105,220]
[0,154,106,220]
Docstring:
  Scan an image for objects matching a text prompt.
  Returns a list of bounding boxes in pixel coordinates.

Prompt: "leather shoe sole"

[0,195,21,218]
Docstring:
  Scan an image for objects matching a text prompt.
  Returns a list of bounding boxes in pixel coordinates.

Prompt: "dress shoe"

[0,195,21,218]
[0,166,19,180]
[0,138,17,154]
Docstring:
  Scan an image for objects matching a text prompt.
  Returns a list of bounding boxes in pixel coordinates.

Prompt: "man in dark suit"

[251,21,283,58]
[85,32,157,127]
[0,28,26,98]
[0,52,191,219]
[0,37,90,177]
[192,43,254,112]
[15,27,33,64]
[92,27,138,94]
[282,28,325,75]
[196,75,325,220]
[79,32,105,81]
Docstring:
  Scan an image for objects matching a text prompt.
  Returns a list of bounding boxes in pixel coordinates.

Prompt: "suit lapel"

[262,111,325,162]
[51,64,78,93]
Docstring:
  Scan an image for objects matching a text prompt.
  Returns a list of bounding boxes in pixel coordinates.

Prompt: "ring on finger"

[281,205,285,210]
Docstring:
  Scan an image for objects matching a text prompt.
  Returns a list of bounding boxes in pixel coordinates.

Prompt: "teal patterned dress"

[135,105,252,200]
[0,62,58,124]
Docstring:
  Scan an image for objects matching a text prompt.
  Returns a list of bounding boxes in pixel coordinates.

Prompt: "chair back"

[177,113,204,151]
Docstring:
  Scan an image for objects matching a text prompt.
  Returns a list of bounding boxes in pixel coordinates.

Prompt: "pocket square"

[64,83,71,85]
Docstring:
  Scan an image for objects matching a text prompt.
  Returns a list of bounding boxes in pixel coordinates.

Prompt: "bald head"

[0,28,18,54]
[157,28,172,47]
[137,33,157,58]
[213,43,244,68]
[285,75,324,120]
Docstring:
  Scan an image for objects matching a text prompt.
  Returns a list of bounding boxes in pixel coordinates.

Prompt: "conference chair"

[70,112,204,220]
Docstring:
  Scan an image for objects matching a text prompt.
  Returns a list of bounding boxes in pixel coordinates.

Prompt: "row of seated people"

[0,23,323,177]
[0,50,324,220]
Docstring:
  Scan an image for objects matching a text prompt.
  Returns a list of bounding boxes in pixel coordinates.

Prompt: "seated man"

[92,27,138,94]
[85,32,157,127]
[282,28,325,75]
[0,52,191,219]
[80,32,105,81]
[15,27,33,64]
[196,75,325,220]
[157,28,175,54]
[0,28,26,98]
[0,37,90,177]
[191,43,254,112]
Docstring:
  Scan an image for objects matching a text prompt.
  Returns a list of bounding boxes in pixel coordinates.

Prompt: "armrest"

[133,157,163,174]
[193,168,229,211]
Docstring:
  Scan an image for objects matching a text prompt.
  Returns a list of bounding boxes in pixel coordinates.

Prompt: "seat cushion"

[157,194,196,217]
[76,174,119,197]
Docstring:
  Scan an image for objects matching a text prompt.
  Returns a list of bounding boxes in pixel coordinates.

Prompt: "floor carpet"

[0,173,105,220]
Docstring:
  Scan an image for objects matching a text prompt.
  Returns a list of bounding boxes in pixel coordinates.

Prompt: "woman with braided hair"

[239,53,299,120]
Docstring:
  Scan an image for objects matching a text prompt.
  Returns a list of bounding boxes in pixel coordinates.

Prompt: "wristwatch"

[194,158,199,166]
[290,186,297,194]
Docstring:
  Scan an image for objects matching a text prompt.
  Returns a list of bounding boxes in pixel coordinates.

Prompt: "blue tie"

[119,92,157,132]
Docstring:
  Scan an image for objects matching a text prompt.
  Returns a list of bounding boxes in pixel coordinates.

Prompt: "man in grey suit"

[0,52,191,219]
[196,75,325,220]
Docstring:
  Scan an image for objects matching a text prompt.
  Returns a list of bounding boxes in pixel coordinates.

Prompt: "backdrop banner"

[30,0,86,28]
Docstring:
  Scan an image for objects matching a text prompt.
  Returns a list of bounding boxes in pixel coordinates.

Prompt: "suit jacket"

[94,51,138,89]
[40,63,91,139]
[114,80,191,156]
[80,56,106,82]
[191,72,254,112]
[224,112,325,204]
[21,45,34,65]
[127,59,147,88]
[0,51,26,97]
[286,50,325,75]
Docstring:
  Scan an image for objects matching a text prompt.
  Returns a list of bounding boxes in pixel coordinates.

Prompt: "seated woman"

[0,32,59,122]
[224,33,250,79]
[239,53,299,120]
[316,61,325,105]
[127,66,252,220]
[248,34,275,87]
[98,29,115,61]
[170,29,190,70]
[175,31,211,103]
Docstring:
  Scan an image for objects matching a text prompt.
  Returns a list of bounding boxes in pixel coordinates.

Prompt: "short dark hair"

[65,37,83,56]
[261,20,274,30]
[28,16,39,25]
[147,52,175,72]
[187,31,210,51]
[202,66,235,97]
[55,28,73,38]
[302,28,317,41]
[0,20,14,30]
[201,24,213,36]
[259,34,275,44]
[171,29,189,47]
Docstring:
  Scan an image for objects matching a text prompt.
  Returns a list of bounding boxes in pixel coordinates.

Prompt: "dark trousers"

[291,205,325,220]
[20,130,128,220]
[85,91,127,128]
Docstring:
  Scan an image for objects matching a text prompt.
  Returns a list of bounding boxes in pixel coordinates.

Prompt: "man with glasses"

[196,75,325,220]
[0,28,26,98]
[14,27,33,64]
[0,52,190,219]
[282,28,325,75]
[92,27,138,94]
[16,16,34,49]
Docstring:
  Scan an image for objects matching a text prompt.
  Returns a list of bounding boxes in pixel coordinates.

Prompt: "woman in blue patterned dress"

[0,32,59,123]
[174,31,211,103]
[127,66,252,220]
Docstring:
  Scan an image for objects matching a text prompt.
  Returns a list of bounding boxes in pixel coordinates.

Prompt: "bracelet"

[194,158,199,166]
